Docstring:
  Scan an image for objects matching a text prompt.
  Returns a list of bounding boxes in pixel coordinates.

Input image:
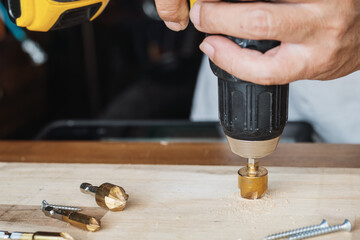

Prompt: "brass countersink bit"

[80,182,129,211]
[42,205,101,232]
[238,158,268,199]
[0,230,74,240]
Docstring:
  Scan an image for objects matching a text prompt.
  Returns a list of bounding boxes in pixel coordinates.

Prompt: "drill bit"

[0,230,74,240]
[238,158,268,199]
[42,206,101,232]
[80,182,129,211]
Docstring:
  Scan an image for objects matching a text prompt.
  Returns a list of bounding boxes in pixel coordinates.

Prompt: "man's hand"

[155,0,360,85]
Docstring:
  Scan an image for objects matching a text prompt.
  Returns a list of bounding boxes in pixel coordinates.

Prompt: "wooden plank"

[0,163,358,240]
[0,141,360,167]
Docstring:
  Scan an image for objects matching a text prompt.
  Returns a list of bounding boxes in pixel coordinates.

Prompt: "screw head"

[342,219,351,232]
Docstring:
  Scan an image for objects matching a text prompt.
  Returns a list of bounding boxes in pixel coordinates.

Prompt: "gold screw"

[42,205,101,232]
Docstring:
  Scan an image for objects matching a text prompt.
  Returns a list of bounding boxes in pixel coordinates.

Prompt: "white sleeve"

[289,71,360,143]
[190,55,219,121]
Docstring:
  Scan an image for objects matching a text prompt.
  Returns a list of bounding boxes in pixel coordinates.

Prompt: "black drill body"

[210,38,289,141]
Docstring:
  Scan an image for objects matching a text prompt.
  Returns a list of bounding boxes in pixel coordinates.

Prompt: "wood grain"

[0,141,360,167]
[0,163,358,240]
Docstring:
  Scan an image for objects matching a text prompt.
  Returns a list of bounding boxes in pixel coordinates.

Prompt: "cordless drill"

[191,0,289,199]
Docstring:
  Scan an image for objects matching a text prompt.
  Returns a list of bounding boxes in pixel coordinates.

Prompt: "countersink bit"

[264,219,329,240]
[238,158,268,199]
[80,182,129,211]
[0,230,74,240]
[42,200,82,212]
[42,205,101,232]
[288,219,351,240]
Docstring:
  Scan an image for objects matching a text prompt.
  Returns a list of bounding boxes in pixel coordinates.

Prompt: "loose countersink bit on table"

[80,182,129,211]
[41,201,101,232]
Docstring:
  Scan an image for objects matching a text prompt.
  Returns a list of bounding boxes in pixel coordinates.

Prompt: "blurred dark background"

[0,0,204,139]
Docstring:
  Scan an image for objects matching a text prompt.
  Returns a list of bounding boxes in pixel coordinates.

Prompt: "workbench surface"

[0,142,359,240]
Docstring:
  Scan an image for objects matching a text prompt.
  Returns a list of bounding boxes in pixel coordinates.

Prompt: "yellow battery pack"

[6,0,109,32]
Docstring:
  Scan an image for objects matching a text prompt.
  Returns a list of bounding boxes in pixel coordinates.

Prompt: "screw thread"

[264,220,328,240]
[289,220,351,240]
[42,200,82,212]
